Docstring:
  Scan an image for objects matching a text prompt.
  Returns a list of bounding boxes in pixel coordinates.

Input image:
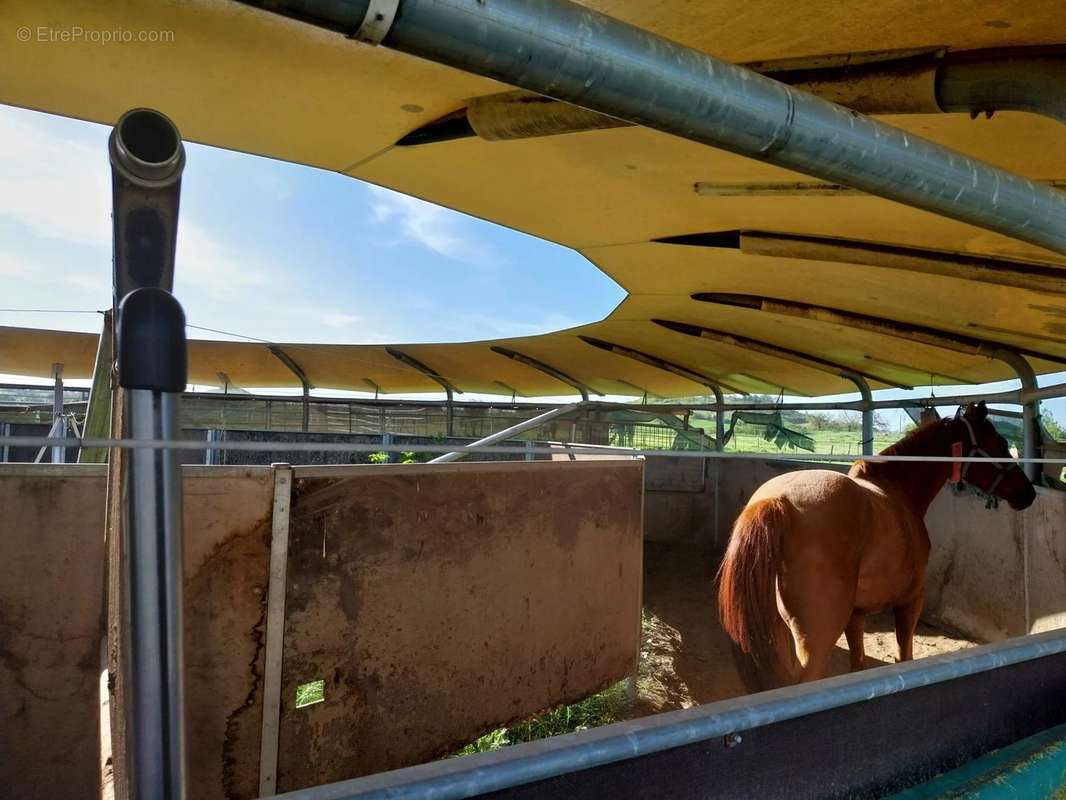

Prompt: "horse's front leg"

[844,612,867,670]
[893,597,923,662]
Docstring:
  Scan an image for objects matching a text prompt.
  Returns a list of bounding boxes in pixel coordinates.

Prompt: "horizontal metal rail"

[7,385,1064,415]
[1,435,1063,464]
[269,628,1066,800]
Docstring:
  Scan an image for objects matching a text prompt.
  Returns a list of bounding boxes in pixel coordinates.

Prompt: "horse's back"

[742,467,925,612]
[749,469,868,512]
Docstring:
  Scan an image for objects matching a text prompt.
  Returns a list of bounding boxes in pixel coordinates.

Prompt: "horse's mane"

[851,417,950,479]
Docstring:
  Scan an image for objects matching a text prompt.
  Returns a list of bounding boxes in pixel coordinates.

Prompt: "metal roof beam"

[578,335,746,396]
[396,49,1066,146]
[656,230,1066,296]
[694,293,1066,368]
[385,347,462,396]
[245,0,1066,254]
[268,345,312,431]
[490,346,597,401]
[652,319,914,390]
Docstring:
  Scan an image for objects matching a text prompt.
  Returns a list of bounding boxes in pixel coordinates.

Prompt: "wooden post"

[80,310,114,464]
[104,382,128,799]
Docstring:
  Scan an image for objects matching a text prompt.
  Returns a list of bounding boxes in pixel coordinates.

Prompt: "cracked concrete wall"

[0,465,274,800]
[274,460,644,791]
[0,466,107,800]
[182,468,274,800]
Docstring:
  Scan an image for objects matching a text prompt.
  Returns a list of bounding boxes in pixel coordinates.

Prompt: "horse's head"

[954,402,1036,510]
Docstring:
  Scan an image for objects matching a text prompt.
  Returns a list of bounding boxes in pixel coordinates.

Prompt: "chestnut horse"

[718,402,1036,692]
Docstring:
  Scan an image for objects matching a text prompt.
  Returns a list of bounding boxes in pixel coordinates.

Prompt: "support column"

[992,349,1040,482]
[385,348,462,437]
[841,370,874,456]
[490,346,595,401]
[709,384,725,452]
[51,362,66,464]
[268,345,313,433]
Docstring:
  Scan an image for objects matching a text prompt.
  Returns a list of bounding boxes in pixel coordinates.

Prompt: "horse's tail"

[717,496,795,693]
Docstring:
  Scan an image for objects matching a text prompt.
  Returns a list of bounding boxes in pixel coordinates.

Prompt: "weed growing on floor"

[455,680,631,755]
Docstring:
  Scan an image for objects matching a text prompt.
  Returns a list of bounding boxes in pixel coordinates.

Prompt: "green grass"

[455,680,630,756]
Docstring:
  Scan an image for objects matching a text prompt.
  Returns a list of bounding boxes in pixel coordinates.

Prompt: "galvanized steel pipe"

[937,53,1066,125]
[245,0,1066,254]
[429,401,582,463]
[991,348,1041,482]
[269,628,1066,800]
[841,371,874,456]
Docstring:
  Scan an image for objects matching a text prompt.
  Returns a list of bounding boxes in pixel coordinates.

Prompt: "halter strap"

[953,414,1020,496]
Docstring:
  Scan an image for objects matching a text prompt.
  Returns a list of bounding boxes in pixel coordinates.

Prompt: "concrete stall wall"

[0,459,643,800]
[276,460,644,791]
[0,464,275,800]
[925,487,1066,642]
[0,466,107,800]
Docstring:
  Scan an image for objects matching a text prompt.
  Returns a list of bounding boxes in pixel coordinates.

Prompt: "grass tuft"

[456,680,630,756]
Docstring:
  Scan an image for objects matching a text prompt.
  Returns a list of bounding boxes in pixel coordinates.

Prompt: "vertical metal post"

[1,422,9,462]
[205,429,219,466]
[842,371,874,456]
[525,439,535,462]
[267,345,313,433]
[382,432,393,463]
[259,463,293,797]
[123,384,186,800]
[110,106,188,800]
[51,362,65,464]
[446,388,455,437]
[992,349,1041,482]
[709,384,725,452]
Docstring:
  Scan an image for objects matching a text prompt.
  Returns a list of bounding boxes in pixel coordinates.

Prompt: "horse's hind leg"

[778,580,852,684]
[844,613,867,671]
[893,597,923,662]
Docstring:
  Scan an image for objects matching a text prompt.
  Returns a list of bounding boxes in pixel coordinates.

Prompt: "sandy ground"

[632,543,978,715]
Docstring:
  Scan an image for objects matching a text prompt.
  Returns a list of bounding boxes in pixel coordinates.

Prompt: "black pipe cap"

[117,287,188,392]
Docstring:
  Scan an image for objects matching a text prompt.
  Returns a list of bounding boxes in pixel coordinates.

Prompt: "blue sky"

[0,103,1062,425]
[0,103,621,345]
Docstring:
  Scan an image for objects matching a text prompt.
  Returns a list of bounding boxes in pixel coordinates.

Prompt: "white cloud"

[175,221,277,299]
[0,253,33,277]
[321,311,360,329]
[0,111,110,248]
[368,185,502,267]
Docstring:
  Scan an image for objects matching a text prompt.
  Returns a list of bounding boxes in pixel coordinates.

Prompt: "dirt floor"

[632,543,978,715]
